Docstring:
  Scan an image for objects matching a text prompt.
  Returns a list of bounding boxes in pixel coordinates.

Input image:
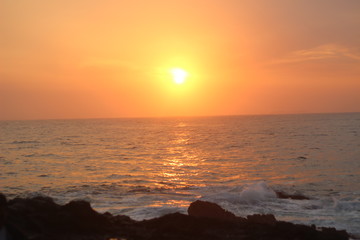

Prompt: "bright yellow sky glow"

[171,68,188,85]
[1,1,360,120]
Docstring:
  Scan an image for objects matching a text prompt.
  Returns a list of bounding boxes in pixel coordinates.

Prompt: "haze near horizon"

[1,0,360,120]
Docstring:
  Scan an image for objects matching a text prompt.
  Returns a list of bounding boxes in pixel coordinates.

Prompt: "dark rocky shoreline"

[0,193,350,240]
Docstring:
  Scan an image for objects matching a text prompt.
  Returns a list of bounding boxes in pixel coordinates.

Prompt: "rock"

[8,195,59,213]
[276,191,310,200]
[59,200,113,233]
[187,200,237,221]
[7,196,60,237]
[0,193,351,240]
[0,193,6,227]
[137,212,241,240]
[7,197,120,239]
[247,214,277,226]
[320,227,349,240]
[0,194,28,240]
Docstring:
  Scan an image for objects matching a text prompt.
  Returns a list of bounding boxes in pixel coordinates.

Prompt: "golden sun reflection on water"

[158,122,203,189]
[149,199,192,208]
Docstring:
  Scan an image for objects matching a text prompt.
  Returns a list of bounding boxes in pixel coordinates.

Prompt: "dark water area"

[1,113,359,236]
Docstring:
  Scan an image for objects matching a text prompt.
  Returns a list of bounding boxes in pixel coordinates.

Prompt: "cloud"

[271,44,360,65]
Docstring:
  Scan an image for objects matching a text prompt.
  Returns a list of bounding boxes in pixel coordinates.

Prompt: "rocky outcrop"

[187,200,239,221]
[0,193,350,240]
[4,196,133,239]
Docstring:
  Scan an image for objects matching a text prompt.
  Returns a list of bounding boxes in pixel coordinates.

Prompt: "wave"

[239,182,277,203]
[202,181,278,204]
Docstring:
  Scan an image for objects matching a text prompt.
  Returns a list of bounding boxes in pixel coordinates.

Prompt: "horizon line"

[1,111,359,122]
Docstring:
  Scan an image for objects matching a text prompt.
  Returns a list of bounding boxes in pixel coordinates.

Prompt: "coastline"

[0,193,353,240]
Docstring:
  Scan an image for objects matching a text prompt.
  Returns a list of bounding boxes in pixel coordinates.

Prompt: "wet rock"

[137,212,242,240]
[0,193,6,227]
[276,191,310,200]
[7,196,60,238]
[187,200,238,221]
[319,227,349,240]
[6,197,123,239]
[247,214,277,226]
[58,200,114,233]
[1,194,350,240]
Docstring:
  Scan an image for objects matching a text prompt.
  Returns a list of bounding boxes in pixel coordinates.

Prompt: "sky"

[1,0,360,120]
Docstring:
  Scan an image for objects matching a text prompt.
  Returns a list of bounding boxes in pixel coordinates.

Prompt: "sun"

[170,68,188,84]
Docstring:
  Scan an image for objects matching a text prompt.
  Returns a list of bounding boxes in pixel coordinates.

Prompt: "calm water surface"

[1,113,359,236]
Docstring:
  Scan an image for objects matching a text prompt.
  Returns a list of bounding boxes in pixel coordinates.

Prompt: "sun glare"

[170,68,188,84]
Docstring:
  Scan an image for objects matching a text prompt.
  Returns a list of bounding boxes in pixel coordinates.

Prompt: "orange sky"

[1,0,360,120]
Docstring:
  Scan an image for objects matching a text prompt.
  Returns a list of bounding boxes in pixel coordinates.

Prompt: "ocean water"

[1,113,359,236]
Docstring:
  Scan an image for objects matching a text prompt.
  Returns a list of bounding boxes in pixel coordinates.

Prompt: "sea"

[1,113,359,237]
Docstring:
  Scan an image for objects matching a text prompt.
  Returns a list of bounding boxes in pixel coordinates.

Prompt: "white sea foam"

[238,181,277,203]
[201,181,277,204]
